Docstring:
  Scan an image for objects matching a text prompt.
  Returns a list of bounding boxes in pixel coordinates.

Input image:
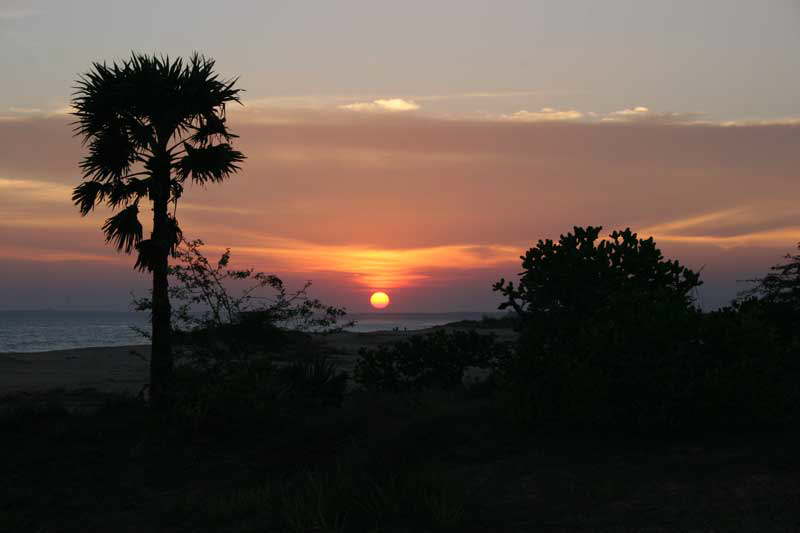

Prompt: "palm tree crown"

[72,52,245,269]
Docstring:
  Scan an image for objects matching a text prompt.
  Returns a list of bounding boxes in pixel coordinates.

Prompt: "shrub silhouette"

[740,241,800,342]
[493,226,701,344]
[133,238,350,372]
[72,53,245,409]
[354,329,509,391]
[133,239,351,429]
[494,226,796,431]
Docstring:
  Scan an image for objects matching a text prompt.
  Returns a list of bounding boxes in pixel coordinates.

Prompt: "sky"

[1,0,799,312]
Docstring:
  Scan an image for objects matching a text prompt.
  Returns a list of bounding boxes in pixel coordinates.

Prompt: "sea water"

[0,310,501,353]
[0,310,151,353]
[344,312,497,333]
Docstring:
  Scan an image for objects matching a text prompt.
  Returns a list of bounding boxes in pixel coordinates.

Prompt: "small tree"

[742,242,800,311]
[133,239,352,373]
[493,226,701,341]
[493,227,705,430]
[71,53,245,408]
[739,242,800,341]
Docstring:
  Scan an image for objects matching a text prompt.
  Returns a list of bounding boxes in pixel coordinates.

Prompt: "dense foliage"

[354,329,509,392]
[493,226,701,345]
[495,227,798,431]
[168,355,348,432]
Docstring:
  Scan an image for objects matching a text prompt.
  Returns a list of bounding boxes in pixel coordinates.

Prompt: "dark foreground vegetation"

[4,386,800,532]
[3,228,800,531]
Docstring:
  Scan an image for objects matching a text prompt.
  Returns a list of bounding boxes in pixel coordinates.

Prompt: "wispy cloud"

[0,177,72,203]
[231,95,799,128]
[2,105,75,120]
[719,117,800,127]
[600,106,703,124]
[2,112,799,308]
[496,105,707,124]
[641,207,800,249]
[203,239,520,289]
[8,107,43,114]
[502,107,584,122]
[339,98,420,112]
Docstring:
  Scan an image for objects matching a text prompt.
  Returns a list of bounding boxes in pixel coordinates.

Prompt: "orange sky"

[1,109,798,311]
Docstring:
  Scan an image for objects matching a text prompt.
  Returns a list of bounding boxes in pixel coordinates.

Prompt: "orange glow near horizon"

[199,241,522,289]
[370,291,390,309]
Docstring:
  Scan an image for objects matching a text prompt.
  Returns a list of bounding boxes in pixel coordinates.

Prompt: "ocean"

[0,310,500,353]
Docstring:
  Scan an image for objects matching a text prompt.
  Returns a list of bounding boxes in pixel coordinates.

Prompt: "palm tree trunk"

[150,172,173,409]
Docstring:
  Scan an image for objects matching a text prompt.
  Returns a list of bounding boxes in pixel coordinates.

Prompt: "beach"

[0,324,517,398]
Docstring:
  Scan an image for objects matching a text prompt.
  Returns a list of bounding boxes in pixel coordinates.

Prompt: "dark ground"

[2,387,799,532]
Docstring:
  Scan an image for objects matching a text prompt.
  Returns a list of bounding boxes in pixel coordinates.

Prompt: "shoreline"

[0,323,516,398]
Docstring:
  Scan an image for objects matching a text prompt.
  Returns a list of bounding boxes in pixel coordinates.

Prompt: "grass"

[2,384,799,531]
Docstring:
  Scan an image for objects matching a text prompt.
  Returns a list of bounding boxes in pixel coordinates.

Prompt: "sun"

[369,291,390,309]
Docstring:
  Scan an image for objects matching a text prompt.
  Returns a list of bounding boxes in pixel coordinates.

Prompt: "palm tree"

[72,53,245,408]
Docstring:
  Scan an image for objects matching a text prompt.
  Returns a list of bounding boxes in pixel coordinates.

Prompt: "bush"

[273,356,349,409]
[495,227,798,432]
[740,241,800,343]
[353,329,509,392]
[133,238,352,375]
[493,226,701,348]
[167,356,279,431]
[166,354,348,432]
[131,239,353,426]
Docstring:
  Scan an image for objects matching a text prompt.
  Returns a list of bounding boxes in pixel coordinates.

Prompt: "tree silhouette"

[71,53,245,408]
[743,242,800,313]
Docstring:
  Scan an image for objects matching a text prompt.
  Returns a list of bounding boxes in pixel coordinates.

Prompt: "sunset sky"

[1,0,799,312]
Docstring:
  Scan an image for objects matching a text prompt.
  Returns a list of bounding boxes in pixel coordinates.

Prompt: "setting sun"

[369,291,390,309]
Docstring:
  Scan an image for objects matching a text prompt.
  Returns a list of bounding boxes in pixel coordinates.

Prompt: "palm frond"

[134,239,159,272]
[133,216,183,272]
[79,126,138,181]
[108,177,151,209]
[72,180,110,216]
[102,204,143,253]
[190,113,237,145]
[176,142,245,184]
[166,215,183,255]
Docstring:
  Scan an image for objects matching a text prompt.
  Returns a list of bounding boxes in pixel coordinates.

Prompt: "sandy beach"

[0,325,516,398]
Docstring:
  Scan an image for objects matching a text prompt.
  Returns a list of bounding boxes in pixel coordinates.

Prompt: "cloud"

[640,206,800,249]
[0,177,73,202]
[719,117,800,127]
[202,239,520,289]
[502,107,584,122]
[242,90,545,111]
[234,95,798,130]
[494,105,710,125]
[1,105,76,121]
[2,111,799,310]
[600,106,703,124]
[8,107,43,114]
[339,98,420,112]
